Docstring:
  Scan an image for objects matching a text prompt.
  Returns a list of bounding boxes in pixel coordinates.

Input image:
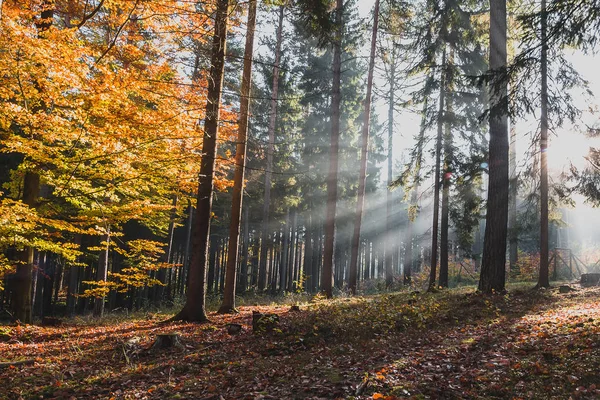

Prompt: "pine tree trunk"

[304,216,314,292]
[508,122,518,274]
[538,0,550,288]
[219,0,257,313]
[439,57,453,288]
[171,0,229,321]
[279,211,290,293]
[479,0,508,293]
[258,5,285,291]
[404,96,425,285]
[239,205,250,293]
[429,49,446,291]
[349,0,380,294]
[288,210,298,291]
[322,0,343,298]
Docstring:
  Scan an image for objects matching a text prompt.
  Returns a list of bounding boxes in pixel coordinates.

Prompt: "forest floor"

[2,283,600,399]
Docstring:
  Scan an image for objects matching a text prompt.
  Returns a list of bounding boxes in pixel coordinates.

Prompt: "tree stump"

[581,273,600,287]
[226,323,243,335]
[559,285,577,294]
[41,317,62,326]
[252,311,279,333]
[150,333,183,350]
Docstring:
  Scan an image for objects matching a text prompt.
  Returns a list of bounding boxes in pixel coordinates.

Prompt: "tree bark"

[349,0,380,294]
[156,195,178,304]
[239,205,250,293]
[219,0,257,313]
[479,0,508,293]
[429,49,446,291]
[508,121,518,274]
[537,0,550,288]
[11,0,54,324]
[258,5,285,291]
[93,228,110,318]
[322,0,343,298]
[439,57,453,288]
[171,0,229,322]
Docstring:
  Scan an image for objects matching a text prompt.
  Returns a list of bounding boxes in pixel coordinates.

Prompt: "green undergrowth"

[287,283,556,343]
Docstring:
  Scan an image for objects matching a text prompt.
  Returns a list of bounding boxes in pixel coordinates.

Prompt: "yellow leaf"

[373,394,385,399]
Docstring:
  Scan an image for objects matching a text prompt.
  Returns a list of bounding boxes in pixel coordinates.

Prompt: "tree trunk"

[258,5,285,291]
[239,205,250,293]
[180,199,193,296]
[304,216,314,292]
[322,0,343,298]
[94,228,110,318]
[156,195,178,304]
[279,211,290,293]
[219,0,257,313]
[429,49,446,291]
[508,121,518,274]
[439,56,453,288]
[349,0,380,294]
[479,0,508,293]
[403,96,426,285]
[537,0,550,288]
[171,0,229,322]
[288,210,298,291]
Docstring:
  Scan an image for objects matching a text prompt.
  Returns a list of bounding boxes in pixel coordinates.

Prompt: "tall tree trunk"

[11,0,54,323]
[156,195,178,304]
[439,57,453,288]
[537,0,550,288]
[66,235,81,315]
[171,0,229,321]
[288,210,297,291]
[429,49,446,291]
[349,0,380,294]
[279,211,290,292]
[180,199,193,295]
[93,228,110,318]
[303,215,314,292]
[258,5,285,291]
[219,0,257,313]
[404,96,426,285]
[239,205,250,293]
[12,172,40,323]
[508,122,518,274]
[479,0,509,293]
[322,0,343,298]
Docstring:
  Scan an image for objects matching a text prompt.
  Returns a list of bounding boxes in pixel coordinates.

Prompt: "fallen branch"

[0,359,35,369]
